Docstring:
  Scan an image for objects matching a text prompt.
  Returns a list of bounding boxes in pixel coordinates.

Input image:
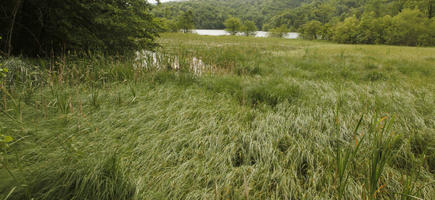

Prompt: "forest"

[154,0,435,46]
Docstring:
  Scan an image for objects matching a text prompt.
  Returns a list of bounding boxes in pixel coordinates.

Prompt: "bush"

[385,9,430,46]
[332,16,359,44]
[269,25,290,38]
[155,18,178,33]
[224,17,242,35]
[299,20,323,40]
[329,9,434,46]
[356,12,382,44]
[241,20,258,36]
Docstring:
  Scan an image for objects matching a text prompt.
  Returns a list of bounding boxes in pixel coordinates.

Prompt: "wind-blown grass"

[0,33,434,199]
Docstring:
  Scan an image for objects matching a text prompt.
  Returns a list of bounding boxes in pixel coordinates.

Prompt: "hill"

[153,0,434,30]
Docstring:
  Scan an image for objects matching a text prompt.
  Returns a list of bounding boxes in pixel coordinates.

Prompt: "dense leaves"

[177,10,195,33]
[152,0,307,29]
[224,17,242,35]
[299,20,323,40]
[241,20,258,36]
[154,0,434,46]
[330,9,435,46]
[0,0,160,56]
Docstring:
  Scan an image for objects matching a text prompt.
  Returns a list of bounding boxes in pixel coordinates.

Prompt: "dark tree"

[0,0,160,56]
[177,10,195,33]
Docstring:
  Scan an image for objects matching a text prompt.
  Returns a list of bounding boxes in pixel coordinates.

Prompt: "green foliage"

[152,0,435,46]
[241,20,258,36]
[0,0,160,56]
[333,16,360,44]
[357,12,383,44]
[0,134,13,144]
[224,17,242,35]
[152,0,306,30]
[155,17,178,33]
[0,67,7,84]
[269,25,290,38]
[0,37,7,84]
[329,9,434,46]
[177,10,195,33]
[385,9,433,46]
[299,20,323,40]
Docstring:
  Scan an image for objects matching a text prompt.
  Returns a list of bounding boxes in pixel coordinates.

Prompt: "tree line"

[299,9,435,46]
[152,0,307,30]
[154,0,435,46]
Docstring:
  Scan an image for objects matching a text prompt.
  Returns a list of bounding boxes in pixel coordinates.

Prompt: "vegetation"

[153,0,435,46]
[1,33,434,199]
[177,10,195,33]
[330,9,435,46]
[224,17,242,35]
[241,21,258,36]
[152,0,306,29]
[0,0,159,56]
[299,20,323,40]
[269,25,290,38]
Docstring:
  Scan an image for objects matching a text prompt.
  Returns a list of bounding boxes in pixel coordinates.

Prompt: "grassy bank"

[1,33,434,199]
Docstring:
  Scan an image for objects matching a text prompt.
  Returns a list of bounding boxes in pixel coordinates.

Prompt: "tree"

[385,9,429,46]
[224,17,242,35]
[299,20,323,40]
[155,18,178,33]
[356,12,381,44]
[269,25,289,38]
[332,16,360,44]
[177,10,195,33]
[0,0,160,56]
[241,20,258,36]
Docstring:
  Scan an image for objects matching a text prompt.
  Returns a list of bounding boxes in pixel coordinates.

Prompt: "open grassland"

[1,33,434,199]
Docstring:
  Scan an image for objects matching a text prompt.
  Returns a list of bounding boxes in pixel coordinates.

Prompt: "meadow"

[0,33,434,199]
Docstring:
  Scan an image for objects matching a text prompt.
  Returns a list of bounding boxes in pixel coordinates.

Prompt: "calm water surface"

[192,29,299,39]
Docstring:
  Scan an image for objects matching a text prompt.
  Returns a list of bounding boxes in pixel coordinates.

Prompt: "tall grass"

[0,33,434,199]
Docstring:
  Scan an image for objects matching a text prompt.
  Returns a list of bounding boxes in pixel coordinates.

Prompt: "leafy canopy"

[0,0,160,56]
[224,17,242,35]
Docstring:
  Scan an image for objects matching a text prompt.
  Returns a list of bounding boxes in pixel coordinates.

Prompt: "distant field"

[1,33,434,199]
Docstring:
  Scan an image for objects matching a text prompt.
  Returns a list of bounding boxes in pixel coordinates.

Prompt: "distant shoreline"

[191,29,300,39]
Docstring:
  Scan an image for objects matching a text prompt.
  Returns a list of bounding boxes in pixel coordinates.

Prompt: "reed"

[0,33,434,199]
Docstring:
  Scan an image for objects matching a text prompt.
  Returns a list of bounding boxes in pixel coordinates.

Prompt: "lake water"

[192,29,300,39]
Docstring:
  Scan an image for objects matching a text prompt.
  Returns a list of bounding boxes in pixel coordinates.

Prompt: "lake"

[192,29,300,39]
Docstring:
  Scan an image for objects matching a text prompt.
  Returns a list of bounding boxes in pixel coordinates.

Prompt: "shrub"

[269,25,290,38]
[241,20,258,36]
[224,17,242,35]
[384,9,430,46]
[333,16,359,44]
[299,20,323,40]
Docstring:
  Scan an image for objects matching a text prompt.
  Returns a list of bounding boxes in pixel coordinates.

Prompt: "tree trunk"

[7,0,22,57]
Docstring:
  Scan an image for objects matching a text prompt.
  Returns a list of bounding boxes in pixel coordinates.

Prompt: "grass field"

[1,33,434,199]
